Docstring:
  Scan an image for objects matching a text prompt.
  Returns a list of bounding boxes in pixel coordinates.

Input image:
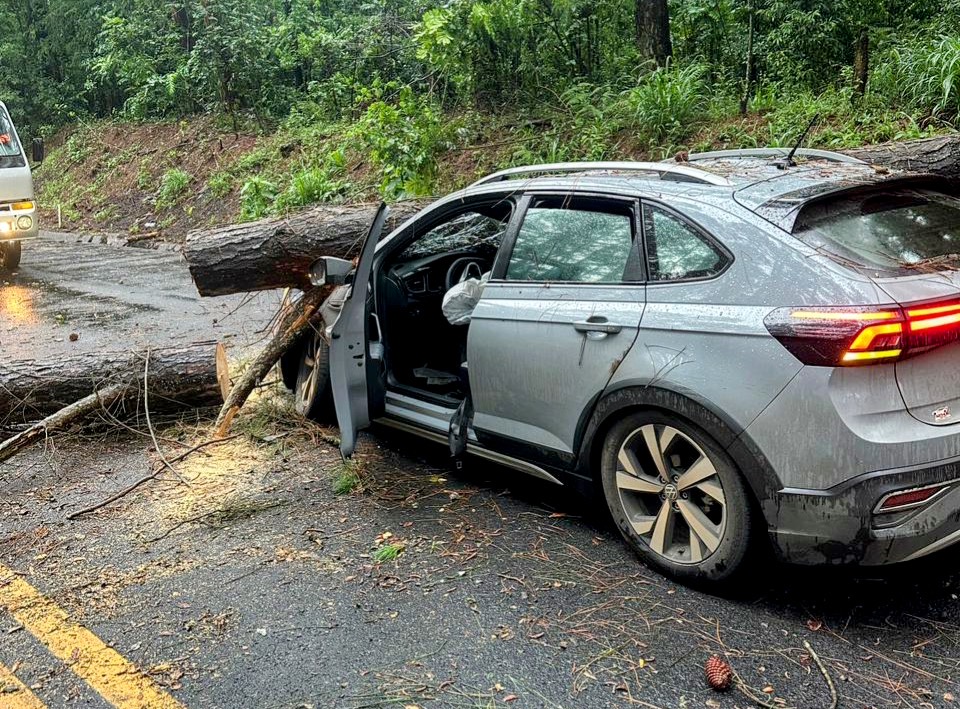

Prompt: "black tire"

[280,336,304,391]
[600,410,753,586]
[0,241,21,272]
[294,330,335,422]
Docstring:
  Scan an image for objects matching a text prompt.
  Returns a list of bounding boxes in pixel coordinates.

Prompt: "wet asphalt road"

[3,237,960,708]
[0,234,281,360]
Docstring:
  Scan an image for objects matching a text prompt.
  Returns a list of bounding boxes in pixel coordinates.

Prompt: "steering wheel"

[445,257,485,291]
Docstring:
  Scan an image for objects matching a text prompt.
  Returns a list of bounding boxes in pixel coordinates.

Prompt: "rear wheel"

[600,411,753,585]
[294,330,335,422]
[0,241,21,272]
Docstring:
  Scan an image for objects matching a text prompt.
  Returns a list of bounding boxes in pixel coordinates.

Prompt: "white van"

[0,101,42,272]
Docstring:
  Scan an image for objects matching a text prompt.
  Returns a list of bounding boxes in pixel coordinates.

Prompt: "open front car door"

[329,203,390,458]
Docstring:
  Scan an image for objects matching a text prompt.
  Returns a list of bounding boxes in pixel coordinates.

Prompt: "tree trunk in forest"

[182,200,428,297]
[740,0,755,115]
[635,0,672,67]
[0,344,223,428]
[844,135,960,179]
[853,27,869,97]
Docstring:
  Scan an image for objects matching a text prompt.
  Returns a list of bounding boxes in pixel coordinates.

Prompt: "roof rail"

[470,161,732,188]
[685,148,866,164]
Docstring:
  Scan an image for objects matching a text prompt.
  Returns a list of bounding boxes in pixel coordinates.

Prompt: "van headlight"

[16,216,32,230]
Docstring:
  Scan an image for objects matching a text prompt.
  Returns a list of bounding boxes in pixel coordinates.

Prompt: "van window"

[796,188,960,272]
[0,108,22,159]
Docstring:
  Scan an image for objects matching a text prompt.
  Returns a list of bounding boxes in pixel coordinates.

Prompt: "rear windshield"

[795,188,960,274]
[0,107,24,167]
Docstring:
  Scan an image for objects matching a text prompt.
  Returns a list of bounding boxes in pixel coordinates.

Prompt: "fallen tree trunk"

[182,200,428,297]
[844,134,960,179]
[0,344,223,428]
[214,287,328,436]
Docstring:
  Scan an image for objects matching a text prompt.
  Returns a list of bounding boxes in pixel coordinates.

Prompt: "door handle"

[573,317,623,335]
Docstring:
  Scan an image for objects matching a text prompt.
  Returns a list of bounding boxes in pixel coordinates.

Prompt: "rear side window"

[643,204,726,281]
[506,198,636,283]
[795,188,960,272]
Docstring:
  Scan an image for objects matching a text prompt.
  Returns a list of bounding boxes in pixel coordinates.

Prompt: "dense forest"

[1,1,959,226]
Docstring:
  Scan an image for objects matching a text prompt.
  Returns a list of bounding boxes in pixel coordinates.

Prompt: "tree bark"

[853,27,869,98]
[182,200,428,297]
[214,287,328,436]
[0,344,223,428]
[844,135,960,179]
[635,0,672,67]
[739,0,754,115]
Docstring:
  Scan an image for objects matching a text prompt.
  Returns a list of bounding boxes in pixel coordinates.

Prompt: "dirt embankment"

[35,119,262,243]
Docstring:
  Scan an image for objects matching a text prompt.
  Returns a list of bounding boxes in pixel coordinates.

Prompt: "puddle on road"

[0,276,160,333]
[0,285,38,324]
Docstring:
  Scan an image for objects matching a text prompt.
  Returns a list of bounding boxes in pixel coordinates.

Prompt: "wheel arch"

[574,382,783,517]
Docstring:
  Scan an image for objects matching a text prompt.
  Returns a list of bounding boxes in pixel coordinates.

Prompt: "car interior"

[377,199,514,402]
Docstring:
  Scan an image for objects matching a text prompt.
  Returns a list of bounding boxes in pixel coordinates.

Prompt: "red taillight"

[765,298,960,366]
[876,483,951,513]
[764,306,904,367]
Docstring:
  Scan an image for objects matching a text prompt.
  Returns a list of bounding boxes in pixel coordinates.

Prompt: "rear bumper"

[770,454,960,565]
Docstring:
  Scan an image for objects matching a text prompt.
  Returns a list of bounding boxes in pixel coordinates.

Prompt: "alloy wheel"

[615,424,727,564]
[295,333,321,415]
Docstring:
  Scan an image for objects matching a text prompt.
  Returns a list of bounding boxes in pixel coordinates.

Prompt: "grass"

[332,464,361,495]
[156,168,191,208]
[373,543,402,563]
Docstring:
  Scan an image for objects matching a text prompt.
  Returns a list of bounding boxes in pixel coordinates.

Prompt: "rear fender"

[574,383,783,515]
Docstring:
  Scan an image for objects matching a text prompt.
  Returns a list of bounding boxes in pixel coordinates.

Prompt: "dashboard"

[386,249,494,300]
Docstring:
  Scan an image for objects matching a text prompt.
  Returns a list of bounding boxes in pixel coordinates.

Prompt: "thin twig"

[803,640,838,709]
[144,510,219,544]
[142,349,190,486]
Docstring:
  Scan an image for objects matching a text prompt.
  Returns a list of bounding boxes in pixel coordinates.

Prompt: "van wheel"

[295,331,335,422]
[0,242,21,272]
[600,411,753,586]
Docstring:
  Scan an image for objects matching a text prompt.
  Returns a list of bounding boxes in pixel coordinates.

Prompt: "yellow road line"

[0,662,46,709]
[0,566,183,709]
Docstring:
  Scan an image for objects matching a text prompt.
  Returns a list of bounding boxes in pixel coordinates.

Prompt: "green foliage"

[136,160,154,190]
[65,132,92,164]
[207,171,234,198]
[239,176,277,221]
[275,166,349,212]
[618,63,709,147]
[156,168,191,208]
[349,86,451,198]
[9,0,960,236]
[880,34,960,117]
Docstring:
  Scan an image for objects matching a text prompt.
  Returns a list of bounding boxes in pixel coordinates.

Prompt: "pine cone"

[705,654,733,691]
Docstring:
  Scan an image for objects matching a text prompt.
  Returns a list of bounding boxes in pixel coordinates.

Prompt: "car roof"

[459,152,926,232]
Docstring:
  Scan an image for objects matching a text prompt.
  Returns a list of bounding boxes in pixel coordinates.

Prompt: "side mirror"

[31,137,44,165]
[309,256,354,287]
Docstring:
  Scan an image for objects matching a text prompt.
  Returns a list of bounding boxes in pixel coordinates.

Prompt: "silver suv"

[286,150,960,585]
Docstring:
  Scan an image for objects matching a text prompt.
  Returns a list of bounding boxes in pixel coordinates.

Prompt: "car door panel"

[468,194,646,460]
[329,203,389,458]
[468,283,645,456]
